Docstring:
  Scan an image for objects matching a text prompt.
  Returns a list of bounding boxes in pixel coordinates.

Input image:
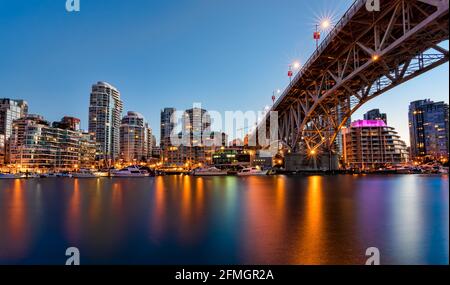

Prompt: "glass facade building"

[160,107,176,151]
[364,109,388,124]
[409,99,449,160]
[0,98,28,163]
[88,82,123,163]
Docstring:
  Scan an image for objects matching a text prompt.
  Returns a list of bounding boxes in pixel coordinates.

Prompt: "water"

[0,175,448,265]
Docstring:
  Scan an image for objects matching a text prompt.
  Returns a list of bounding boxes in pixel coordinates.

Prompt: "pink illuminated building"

[342,120,409,170]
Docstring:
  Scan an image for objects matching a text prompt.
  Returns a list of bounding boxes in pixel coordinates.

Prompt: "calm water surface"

[0,175,448,265]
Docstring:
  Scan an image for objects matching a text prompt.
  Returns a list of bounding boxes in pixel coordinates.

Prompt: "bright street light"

[321,19,331,29]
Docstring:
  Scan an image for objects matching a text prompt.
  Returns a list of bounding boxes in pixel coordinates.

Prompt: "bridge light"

[321,19,331,29]
[310,149,316,155]
[372,54,380,61]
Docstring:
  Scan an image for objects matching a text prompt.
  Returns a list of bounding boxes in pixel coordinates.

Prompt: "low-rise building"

[9,115,96,171]
[342,120,409,170]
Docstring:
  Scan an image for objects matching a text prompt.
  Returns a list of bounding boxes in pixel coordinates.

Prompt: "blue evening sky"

[0,0,448,144]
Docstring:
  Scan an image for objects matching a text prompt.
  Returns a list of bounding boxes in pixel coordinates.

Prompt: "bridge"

[254,0,449,162]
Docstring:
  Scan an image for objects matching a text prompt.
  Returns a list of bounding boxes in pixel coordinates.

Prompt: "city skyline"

[0,0,448,145]
[0,0,448,269]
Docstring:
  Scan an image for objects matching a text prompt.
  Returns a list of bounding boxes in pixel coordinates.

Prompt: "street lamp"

[314,18,333,49]
[272,89,281,105]
[288,61,301,83]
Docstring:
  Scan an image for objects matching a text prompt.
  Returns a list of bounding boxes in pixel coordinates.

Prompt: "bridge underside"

[270,0,449,155]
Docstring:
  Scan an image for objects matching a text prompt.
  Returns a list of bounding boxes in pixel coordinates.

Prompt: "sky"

[0,0,448,145]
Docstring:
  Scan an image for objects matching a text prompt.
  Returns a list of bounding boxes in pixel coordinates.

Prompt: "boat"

[237,167,268,176]
[395,167,412,174]
[56,172,73,178]
[112,166,150,177]
[22,172,40,178]
[93,171,110,177]
[42,173,58,178]
[0,173,19,179]
[193,167,228,176]
[73,169,97,178]
[439,167,449,174]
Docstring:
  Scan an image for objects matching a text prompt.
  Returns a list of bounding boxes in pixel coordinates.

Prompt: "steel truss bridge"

[255,0,449,155]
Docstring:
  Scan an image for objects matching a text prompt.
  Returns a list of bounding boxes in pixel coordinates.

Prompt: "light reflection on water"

[0,175,448,265]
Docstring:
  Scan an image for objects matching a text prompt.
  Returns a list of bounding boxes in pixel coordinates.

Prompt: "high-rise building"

[0,99,28,163]
[336,101,351,157]
[160,107,176,151]
[147,128,153,159]
[184,107,211,147]
[162,106,217,166]
[120,111,152,163]
[409,99,449,160]
[0,134,5,165]
[342,120,409,170]
[364,109,388,124]
[88,82,123,163]
[151,134,157,148]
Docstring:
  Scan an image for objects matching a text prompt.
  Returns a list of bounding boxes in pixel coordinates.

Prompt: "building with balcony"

[9,115,96,171]
[342,120,409,170]
[120,111,153,163]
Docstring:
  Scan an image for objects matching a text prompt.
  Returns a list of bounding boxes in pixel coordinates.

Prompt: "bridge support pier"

[285,153,339,172]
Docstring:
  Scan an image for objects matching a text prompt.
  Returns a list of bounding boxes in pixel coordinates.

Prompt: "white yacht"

[193,167,228,176]
[237,167,268,176]
[73,169,97,178]
[113,166,150,177]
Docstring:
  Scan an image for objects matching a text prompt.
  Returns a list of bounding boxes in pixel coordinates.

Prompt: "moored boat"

[237,167,268,176]
[193,167,228,176]
[0,173,20,179]
[73,169,97,178]
[112,166,150,177]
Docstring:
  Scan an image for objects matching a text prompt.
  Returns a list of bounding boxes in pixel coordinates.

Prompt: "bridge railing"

[272,0,365,110]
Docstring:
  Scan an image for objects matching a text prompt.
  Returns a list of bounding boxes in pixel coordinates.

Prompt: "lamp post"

[272,89,281,106]
[314,19,331,50]
[288,61,300,84]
